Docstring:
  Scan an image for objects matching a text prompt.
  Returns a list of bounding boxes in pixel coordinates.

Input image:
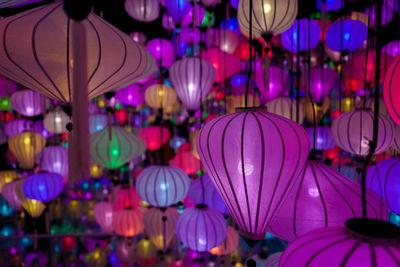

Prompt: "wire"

[244,0,253,108]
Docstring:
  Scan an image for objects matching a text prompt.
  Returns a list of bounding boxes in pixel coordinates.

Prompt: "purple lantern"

[164,0,192,25]
[326,19,367,52]
[169,56,216,112]
[124,0,160,22]
[146,38,175,68]
[129,32,147,45]
[383,40,400,58]
[0,76,18,98]
[1,180,22,211]
[281,19,321,52]
[5,118,33,137]
[37,146,68,177]
[368,4,393,27]
[178,27,201,44]
[32,120,53,139]
[181,4,206,27]
[10,90,48,117]
[115,84,144,107]
[255,66,288,101]
[197,108,310,240]
[316,0,342,12]
[162,13,176,31]
[268,161,388,242]
[176,205,227,252]
[230,0,239,9]
[306,126,336,151]
[94,201,114,234]
[89,113,108,134]
[209,29,240,55]
[301,67,338,102]
[22,172,64,202]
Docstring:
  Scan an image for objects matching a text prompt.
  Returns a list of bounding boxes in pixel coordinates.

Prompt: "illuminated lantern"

[392,124,400,152]
[234,41,256,60]
[94,201,114,234]
[209,226,239,256]
[356,97,389,117]
[202,48,241,83]
[331,109,394,157]
[135,238,157,267]
[306,126,336,151]
[169,148,201,175]
[145,84,177,110]
[8,131,46,169]
[38,146,68,177]
[266,96,305,124]
[255,66,288,100]
[197,108,310,240]
[176,205,227,252]
[201,0,218,7]
[1,180,23,211]
[281,19,321,52]
[90,162,103,178]
[125,0,160,22]
[90,126,146,169]
[383,40,400,58]
[226,94,260,114]
[32,120,53,139]
[326,19,367,52]
[113,207,144,237]
[143,207,180,250]
[164,0,192,25]
[116,239,135,265]
[5,119,33,138]
[210,29,240,54]
[301,67,338,103]
[10,90,48,117]
[15,181,45,218]
[114,109,128,125]
[139,126,170,150]
[383,53,400,128]
[264,252,282,267]
[136,165,191,207]
[60,236,77,253]
[0,170,20,193]
[169,136,186,150]
[113,184,141,211]
[85,247,109,267]
[146,38,175,67]
[89,114,108,134]
[130,32,147,45]
[115,84,144,107]
[170,57,216,113]
[268,161,388,242]
[0,76,18,98]
[303,97,330,124]
[316,0,341,11]
[43,109,69,134]
[22,173,64,202]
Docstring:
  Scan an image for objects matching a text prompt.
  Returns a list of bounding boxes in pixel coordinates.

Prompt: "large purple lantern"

[124,0,160,22]
[281,19,321,52]
[255,66,288,101]
[115,84,144,107]
[10,90,48,117]
[301,67,338,102]
[197,108,310,239]
[38,146,68,178]
[164,0,192,25]
[22,172,64,202]
[5,118,33,137]
[326,19,367,52]
[306,126,336,151]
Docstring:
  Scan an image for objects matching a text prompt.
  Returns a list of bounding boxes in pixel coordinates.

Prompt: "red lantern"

[139,126,170,151]
[113,184,141,211]
[60,236,77,253]
[202,48,241,83]
[115,109,128,125]
[170,143,201,175]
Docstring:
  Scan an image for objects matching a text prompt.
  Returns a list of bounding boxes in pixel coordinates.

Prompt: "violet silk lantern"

[306,126,336,151]
[164,0,192,25]
[255,66,288,100]
[94,201,114,234]
[22,172,64,202]
[197,107,310,239]
[281,19,321,52]
[301,67,338,103]
[124,0,160,23]
[38,146,69,178]
[10,90,48,117]
[325,19,368,52]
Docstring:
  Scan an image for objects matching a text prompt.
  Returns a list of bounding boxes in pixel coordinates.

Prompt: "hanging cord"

[362,6,372,108]
[244,0,253,108]
[200,175,206,204]
[338,3,344,172]
[296,19,301,123]
[308,18,317,157]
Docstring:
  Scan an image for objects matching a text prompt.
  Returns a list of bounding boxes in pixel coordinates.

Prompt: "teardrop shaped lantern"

[139,126,170,151]
[10,90,48,117]
[325,19,368,52]
[93,201,114,234]
[209,226,239,256]
[265,96,305,124]
[202,48,241,83]
[255,66,288,100]
[383,53,400,128]
[125,0,160,22]
[281,19,321,52]
[301,67,338,103]
[90,126,146,169]
[1,180,23,211]
[8,131,46,169]
[145,84,177,110]
[169,147,201,175]
[22,172,64,202]
[15,180,45,218]
[197,108,310,240]
[43,109,70,134]
[5,118,34,138]
[112,207,144,237]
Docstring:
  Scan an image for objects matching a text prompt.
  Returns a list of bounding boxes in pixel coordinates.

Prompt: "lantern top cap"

[195,203,208,210]
[345,217,400,240]
[235,107,268,113]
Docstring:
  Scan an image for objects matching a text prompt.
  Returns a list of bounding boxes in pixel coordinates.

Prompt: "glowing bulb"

[160,183,169,190]
[54,116,62,123]
[158,89,165,97]
[26,107,33,115]
[308,187,320,198]
[344,32,351,41]
[264,3,272,14]
[237,162,254,176]
[111,148,119,156]
[23,137,31,145]
[188,83,194,93]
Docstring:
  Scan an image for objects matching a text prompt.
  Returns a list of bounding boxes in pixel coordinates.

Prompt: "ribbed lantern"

[266,96,305,124]
[0,170,20,194]
[139,126,170,151]
[89,114,108,134]
[197,108,310,240]
[209,226,239,256]
[255,66,288,100]
[143,207,180,250]
[115,84,144,107]
[169,57,216,113]
[366,158,400,214]
[268,161,389,242]
[176,205,227,252]
[136,165,191,207]
[326,19,368,52]
[93,201,114,234]
[1,180,22,211]
[15,180,45,218]
[281,19,321,52]
[301,67,338,103]
[43,109,69,134]
[90,126,146,169]
[145,84,177,110]
[331,109,394,157]
[383,40,400,58]
[22,172,64,202]
[10,90,48,117]
[5,118,33,138]
[210,29,240,54]
[113,184,141,211]
[33,120,53,139]
[306,126,336,151]
[8,131,46,169]
[169,148,201,175]
[383,53,400,127]
[164,0,192,25]
[146,39,175,68]
[112,207,144,237]
[202,48,241,83]
[125,0,160,22]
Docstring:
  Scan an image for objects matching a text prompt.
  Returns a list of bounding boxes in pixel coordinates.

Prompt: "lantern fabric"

[202,48,241,83]
[197,107,310,240]
[116,239,136,265]
[10,90,48,117]
[306,126,336,151]
[392,124,400,152]
[316,0,341,12]
[5,118,33,138]
[145,84,177,110]
[90,126,146,169]
[89,113,108,134]
[169,57,216,112]
[210,29,240,54]
[281,19,321,52]
[113,184,141,211]
[331,109,394,157]
[1,180,23,211]
[268,161,389,242]
[139,126,170,151]
[115,84,144,107]
[15,180,46,218]
[301,67,338,103]
[366,158,400,214]
[8,131,46,169]
[383,40,400,58]
[43,109,69,134]
[164,0,192,25]
[136,165,191,207]
[146,39,175,68]
[22,172,64,202]
[0,76,18,98]
[325,19,367,52]
[169,149,201,175]
[265,96,305,124]
[32,120,53,139]
[125,0,160,22]
[255,66,288,100]
[209,226,239,256]
[0,170,20,194]
[383,53,400,127]
[112,207,144,237]
[93,201,114,234]
[176,205,227,252]
[143,207,180,250]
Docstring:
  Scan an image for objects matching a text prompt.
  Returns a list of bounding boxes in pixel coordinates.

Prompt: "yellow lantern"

[8,131,46,169]
[340,97,356,113]
[145,84,177,110]
[15,180,45,218]
[90,162,103,178]
[345,12,369,26]
[0,170,20,193]
[190,129,200,159]
[226,94,260,114]
[303,97,330,124]
[135,238,157,259]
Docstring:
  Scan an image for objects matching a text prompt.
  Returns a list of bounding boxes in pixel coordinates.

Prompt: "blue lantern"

[23,172,64,202]
[281,19,321,52]
[326,19,367,52]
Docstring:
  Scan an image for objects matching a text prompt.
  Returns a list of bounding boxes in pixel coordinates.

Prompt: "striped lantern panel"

[5,118,33,138]
[392,123,400,152]
[306,126,336,151]
[8,131,46,169]
[266,96,305,124]
[94,201,114,234]
[325,19,367,52]
[112,208,144,237]
[281,19,321,52]
[43,109,69,134]
[384,53,400,128]
[125,0,160,22]
[10,90,48,117]
[145,84,177,110]
[38,146,69,177]
[22,172,64,202]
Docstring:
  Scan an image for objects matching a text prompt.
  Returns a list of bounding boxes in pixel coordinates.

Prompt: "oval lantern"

[125,0,160,22]
[38,146,68,177]
[8,131,46,169]
[90,126,146,169]
[169,148,201,175]
[93,201,114,234]
[266,96,305,124]
[136,165,191,207]
[112,207,144,237]
[43,109,69,134]
[281,19,321,52]
[145,84,177,110]
[146,39,175,68]
[10,90,48,117]
[5,118,33,138]
[176,205,227,252]
[15,180,46,218]
[89,113,108,134]
[202,48,241,83]
[301,67,338,103]
[164,0,192,25]
[139,126,170,151]
[255,66,288,100]
[306,126,336,151]
[209,226,239,256]
[113,184,141,211]
[22,172,64,202]
[1,180,23,211]
[115,84,144,107]
[383,53,400,128]
[0,170,20,194]
[326,19,367,52]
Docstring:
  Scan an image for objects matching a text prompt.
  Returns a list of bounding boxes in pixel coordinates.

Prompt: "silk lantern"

[145,84,177,110]
[93,201,114,234]
[8,131,46,169]
[113,184,141,211]
[176,205,227,252]
[209,226,239,256]
[1,180,23,211]
[38,146,68,177]
[281,19,321,52]
[255,66,288,100]
[136,165,191,207]
[164,0,192,25]
[306,126,336,151]
[383,53,400,127]
[146,39,175,68]
[226,94,260,114]
[265,96,305,124]
[383,40,400,58]
[197,107,310,240]
[22,172,64,202]
[139,126,170,150]
[301,67,338,103]
[89,114,108,134]
[33,120,53,139]
[210,29,240,54]
[43,109,69,134]
[116,239,136,265]
[125,0,160,22]
[15,180,45,218]
[112,207,144,237]
[115,84,144,107]
[202,48,241,83]
[0,170,20,194]
[10,90,48,117]
[303,97,330,124]
[5,118,33,138]
[325,19,367,52]
[268,161,388,242]
[169,147,201,175]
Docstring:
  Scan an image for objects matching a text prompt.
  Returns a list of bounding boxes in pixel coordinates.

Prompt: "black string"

[296,18,300,123]
[363,7,372,109]
[244,0,253,108]
[308,18,317,156]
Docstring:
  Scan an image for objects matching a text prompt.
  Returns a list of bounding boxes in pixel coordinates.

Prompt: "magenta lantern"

[5,118,33,137]
[202,48,241,83]
[10,90,48,117]
[115,84,144,107]
[210,29,240,54]
[170,57,216,112]
[169,148,201,175]
[306,126,336,151]
[178,27,201,44]
[281,19,321,52]
[182,4,206,27]
[383,53,400,127]
[0,76,18,98]
[139,126,170,151]
[197,108,310,240]
[22,172,64,202]
[383,40,400,57]
[164,0,192,25]
[94,201,114,234]
[1,180,22,211]
[37,146,68,177]
[268,161,388,242]
[124,0,160,22]
[176,205,227,252]
[112,207,144,237]
[113,184,141,211]
[136,165,191,207]
[301,67,338,102]
[255,66,288,100]
[331,109,394,157]
[265,96,305,124]
[146,38,175,68]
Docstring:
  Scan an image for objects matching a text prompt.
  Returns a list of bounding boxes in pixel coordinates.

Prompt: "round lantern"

[176,205,227,252]
[145,84,177,110]
[209,226,239,256]
[113,184,141,211]
[125,0,160,22]
[0,170,20,193]
[38,146,68,177]
[139,126,170,150]
[135,238,157,267]
[325,19,367,52]
[197,107,310,240]
[5,118,33,138]
[383,53,400,128]
[32,120,53,139]
[89,113,108,134]
[146,39,175,68]
[115,84,144,107]
[22,172,64,202]
[255,66,288,100]
[116,239,136,265]
[169,56,216,113]
[281,19,321,52]
[10,90,48,117]
[268,161,389,242]
[306,126,336,151]
[301,67,338,103]
[1,180,23,211]
[164,0,192,25]
[136,165,191,207]
[210,29,240,54]
[331,109,394,157]
[279,218,400,267]
[90,126,146,169]
[15,180,46,218]
[366,158,400,214]
[143,207,180,250]
[169,148,201,175]
[202,48,241,83]
[8,131,46,169]
[112,207,144,237]
[43,109,69,134]
[93,201,114,234]
[265,96,305,124]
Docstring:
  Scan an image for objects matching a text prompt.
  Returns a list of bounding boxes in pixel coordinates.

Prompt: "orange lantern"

[112,207,144,237]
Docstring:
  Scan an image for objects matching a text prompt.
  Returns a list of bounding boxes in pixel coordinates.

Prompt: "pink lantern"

[178,27,201,44]
[146,38,175,68]
[5,119,33,138]
[383,53,400,127]
[124,0,160,22]
[197,108,310,240]
[202,48,241,83]
[169,148,201,175]
[268,161,389,242]
[38,146,68,178]
[129,32,147,45]
[382,40,400,58]
[181,4,205,27]
[113,184,141,211]
[10,90,48,117]
[301,67,338,103]
[112,207,144,237]
[209,226,239,256]
[209,29,240,54]
[1,180,22,211]
[162,13,176,31]
[94,201,114,234]
[255,66,288,100]
[139,126,170,151]
[0,76,18,98]
[115,84,144,107]
[201,0,218,7]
